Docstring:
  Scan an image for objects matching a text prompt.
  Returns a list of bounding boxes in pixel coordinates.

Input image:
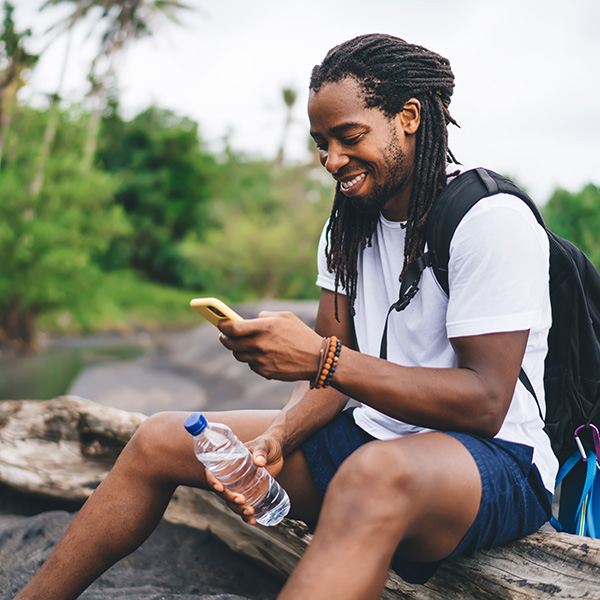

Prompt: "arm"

[220,289,353,459]
[330,329,528,437]
[220,292,528,439]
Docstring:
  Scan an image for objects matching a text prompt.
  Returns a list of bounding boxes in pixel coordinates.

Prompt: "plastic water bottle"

[184,413,290,526]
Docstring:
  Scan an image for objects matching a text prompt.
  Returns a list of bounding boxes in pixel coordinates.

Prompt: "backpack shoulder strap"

[427,168,545,420]
[427,167,542,294]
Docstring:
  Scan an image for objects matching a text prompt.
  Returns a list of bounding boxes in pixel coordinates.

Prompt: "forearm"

[330,343,516,437]
[265,380,349,456]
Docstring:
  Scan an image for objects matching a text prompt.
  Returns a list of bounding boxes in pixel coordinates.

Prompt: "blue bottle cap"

[184,413,207,436]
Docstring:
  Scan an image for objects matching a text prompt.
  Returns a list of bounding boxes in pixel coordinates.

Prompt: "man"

[16,34,557,600]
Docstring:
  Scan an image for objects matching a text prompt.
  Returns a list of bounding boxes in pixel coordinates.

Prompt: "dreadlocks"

[310,34,459,315]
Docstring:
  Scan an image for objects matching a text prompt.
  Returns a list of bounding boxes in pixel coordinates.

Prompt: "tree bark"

[1,396,599,599]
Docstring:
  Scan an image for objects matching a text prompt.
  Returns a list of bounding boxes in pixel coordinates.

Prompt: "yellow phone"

[190,297,243,327]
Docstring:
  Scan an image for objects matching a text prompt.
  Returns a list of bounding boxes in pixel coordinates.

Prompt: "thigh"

[331,431,482,563]
[388,432,482,562]
[381,432,551,584]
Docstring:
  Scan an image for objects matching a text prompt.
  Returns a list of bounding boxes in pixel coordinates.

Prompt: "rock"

[65,300,319,415]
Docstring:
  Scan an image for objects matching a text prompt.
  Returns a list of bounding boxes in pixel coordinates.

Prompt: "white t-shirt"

[316,169,558,492]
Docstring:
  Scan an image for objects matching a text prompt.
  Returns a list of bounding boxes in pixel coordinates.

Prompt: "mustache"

[335,164,366,180]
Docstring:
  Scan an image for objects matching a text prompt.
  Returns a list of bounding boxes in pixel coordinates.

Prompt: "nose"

[322,142,350,174]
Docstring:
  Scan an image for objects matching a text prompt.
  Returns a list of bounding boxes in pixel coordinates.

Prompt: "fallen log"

[1,396,599,599]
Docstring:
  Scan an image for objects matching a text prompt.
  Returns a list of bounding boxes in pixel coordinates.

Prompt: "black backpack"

[382,168,600,465]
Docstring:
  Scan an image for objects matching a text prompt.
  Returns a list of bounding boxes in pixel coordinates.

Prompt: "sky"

[13,0,600,204]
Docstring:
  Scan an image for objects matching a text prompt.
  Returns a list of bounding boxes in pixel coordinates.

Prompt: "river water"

[0,300,318,412]
[0,334,152,402]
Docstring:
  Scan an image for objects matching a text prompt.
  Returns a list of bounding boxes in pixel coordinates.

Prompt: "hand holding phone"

[190,297,243,327]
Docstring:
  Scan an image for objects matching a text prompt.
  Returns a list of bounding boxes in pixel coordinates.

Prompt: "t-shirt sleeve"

[315,220,344,293]
[446,194,550,338]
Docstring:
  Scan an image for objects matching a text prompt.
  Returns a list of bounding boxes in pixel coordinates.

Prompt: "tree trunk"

[81,103,102,173]
[29,27,74,199]
[0,298,38,352]
[1,396,600,599]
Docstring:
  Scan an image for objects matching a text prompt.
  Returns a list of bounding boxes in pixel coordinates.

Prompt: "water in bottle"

[184,412,290,526]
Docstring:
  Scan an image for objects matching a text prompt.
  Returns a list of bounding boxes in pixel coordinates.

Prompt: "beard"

[346,136,407,215]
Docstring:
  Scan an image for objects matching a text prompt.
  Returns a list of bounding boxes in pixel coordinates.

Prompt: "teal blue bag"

[551,424,600,537]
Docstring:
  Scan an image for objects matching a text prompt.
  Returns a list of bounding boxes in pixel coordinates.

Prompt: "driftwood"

[1,396,599,599]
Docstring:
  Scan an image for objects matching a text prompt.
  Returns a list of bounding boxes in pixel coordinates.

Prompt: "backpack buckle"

[574,424,600,464]
[393,285,419,312]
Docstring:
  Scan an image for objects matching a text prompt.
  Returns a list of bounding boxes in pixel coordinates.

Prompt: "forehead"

[308,77,388,134]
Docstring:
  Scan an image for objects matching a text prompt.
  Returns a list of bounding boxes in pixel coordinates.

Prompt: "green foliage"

[0,1,39,165]
[97,105,217,285]
[181,157,334,300]
[39,269,200,334]
[543,184,600,268]
[0,105,130,346]
[0,0,37,75]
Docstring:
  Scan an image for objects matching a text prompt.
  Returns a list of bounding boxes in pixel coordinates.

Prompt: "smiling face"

[308,76,420,221]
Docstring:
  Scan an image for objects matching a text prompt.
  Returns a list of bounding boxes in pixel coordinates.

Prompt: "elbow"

[477,419,503,439]
[472,397,508,438]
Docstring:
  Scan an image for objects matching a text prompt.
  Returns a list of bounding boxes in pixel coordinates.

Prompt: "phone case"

[190,297,243,327]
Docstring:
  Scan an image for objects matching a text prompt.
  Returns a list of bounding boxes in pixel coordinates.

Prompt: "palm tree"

[31,0,191,193]
[0,1,39,168]
[275,86,298,168]
[29,0,100,198]
[80,0,191,172]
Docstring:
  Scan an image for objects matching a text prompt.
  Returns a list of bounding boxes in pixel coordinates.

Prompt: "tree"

[543,184,600,268]
[75,0,191,172]
[0,1,38,167]
[180,154,334,300]
[96,105,216,286]
[28,0,93,199]
[275,86,298,168]
[0,105,129,351]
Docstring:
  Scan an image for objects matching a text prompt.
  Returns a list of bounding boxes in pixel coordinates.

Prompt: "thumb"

[250,438,270,466]
[253,451,268,467]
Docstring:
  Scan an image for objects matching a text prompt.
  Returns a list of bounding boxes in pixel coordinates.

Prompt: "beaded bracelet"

[310,336,334,389]
[322,338,342,388]
[313,336,342,389]
[310,336,331,389]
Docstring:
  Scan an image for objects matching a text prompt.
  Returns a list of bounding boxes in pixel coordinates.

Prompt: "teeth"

[340,173,365,190]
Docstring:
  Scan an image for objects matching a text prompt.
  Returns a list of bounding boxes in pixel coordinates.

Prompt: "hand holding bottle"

[185,413,290,526]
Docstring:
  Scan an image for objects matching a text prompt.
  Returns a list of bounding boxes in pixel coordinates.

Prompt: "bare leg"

[15,409,322,600]
[277,432,481,600]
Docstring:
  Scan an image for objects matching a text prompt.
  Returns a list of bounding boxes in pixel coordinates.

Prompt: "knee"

[125,411,180,465]
[326,441,418,521]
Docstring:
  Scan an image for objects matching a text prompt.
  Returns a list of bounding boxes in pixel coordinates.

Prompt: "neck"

[380,179,412,222]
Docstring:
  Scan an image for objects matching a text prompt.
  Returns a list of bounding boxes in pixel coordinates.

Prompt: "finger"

[218,333,231,349]
[222,488,247,504]
[257,310,294,321]
[205,470,224,493]
[253,452,267,467]
[220,317,263,337]
[251,445,269,466]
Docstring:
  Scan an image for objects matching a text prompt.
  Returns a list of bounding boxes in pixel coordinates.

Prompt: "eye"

[313,140,328,154]
[342,134,363,146]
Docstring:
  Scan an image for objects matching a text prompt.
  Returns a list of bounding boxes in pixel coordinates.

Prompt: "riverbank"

[64,300,318,414]
[0,507,283,600]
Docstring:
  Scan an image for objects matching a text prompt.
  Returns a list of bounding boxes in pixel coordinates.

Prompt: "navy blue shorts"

[301,409,553,584]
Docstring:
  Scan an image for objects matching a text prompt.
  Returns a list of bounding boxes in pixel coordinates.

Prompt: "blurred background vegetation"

[0,0,598,354]
[0,0,333,353]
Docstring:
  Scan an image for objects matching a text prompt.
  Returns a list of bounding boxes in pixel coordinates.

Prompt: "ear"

[398,98,421,135]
